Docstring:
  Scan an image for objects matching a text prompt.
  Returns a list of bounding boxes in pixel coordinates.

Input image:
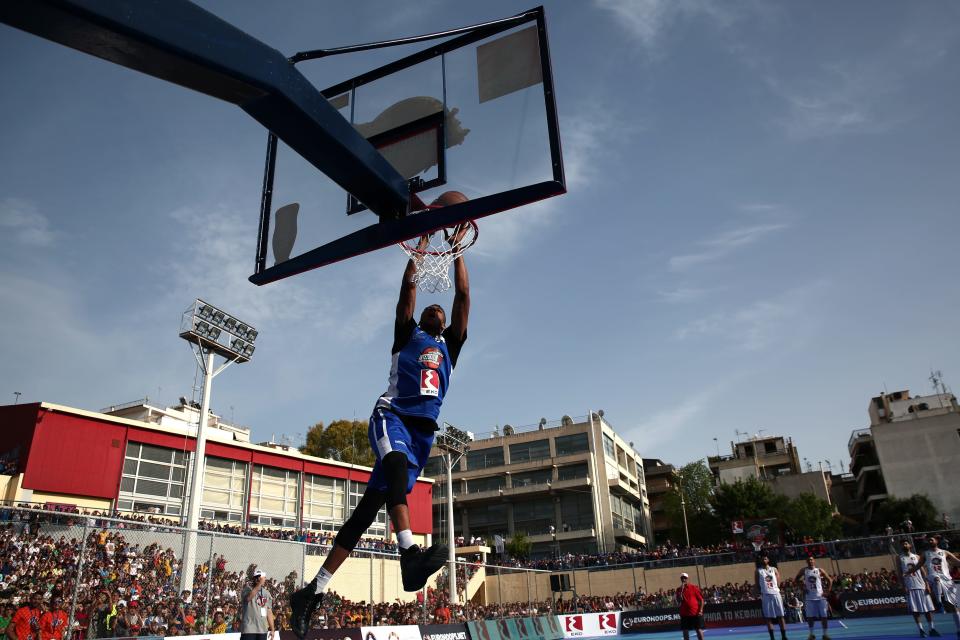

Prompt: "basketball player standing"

[795,557,832,640]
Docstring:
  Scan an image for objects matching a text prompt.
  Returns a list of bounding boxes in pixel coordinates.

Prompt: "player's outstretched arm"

[447,224,470,341]
[397,236,429,323]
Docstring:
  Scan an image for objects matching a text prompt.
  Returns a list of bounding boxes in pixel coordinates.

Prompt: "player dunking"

[897,540,938,637]
[795,556,832,640]
[289,191,472,640]
[909,535,960,637]
[756,555,788,640]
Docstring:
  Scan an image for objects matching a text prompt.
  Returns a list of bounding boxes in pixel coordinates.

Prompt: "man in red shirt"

[39,599,68,640]
[7,593,43,640]
[675,573,705,640]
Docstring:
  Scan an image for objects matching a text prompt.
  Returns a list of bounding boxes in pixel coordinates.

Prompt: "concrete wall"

[482,553,900,603]
[873,411,960,521]
[303,554,439,604]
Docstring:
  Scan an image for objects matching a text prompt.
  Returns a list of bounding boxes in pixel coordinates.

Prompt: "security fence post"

[203,535,215,632]
[67,518,89,636]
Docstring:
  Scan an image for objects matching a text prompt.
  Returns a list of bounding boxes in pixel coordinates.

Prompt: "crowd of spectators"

[4,503,960,639]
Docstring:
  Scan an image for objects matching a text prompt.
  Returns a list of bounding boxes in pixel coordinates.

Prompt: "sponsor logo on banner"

[838,591,907,617]
[418,624,468,640]
[360,625,422,640]
[279,630,361,640]
[560,613,619,638]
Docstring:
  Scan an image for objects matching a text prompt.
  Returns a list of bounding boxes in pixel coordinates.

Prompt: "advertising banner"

[838,590,908,618]
[620,601,768,634]
[279,630,361,640]
[360,625,422,640]
[559,612,620,637]
[540,615,563,640]
[169,634,240,640]
[419,624,468,640]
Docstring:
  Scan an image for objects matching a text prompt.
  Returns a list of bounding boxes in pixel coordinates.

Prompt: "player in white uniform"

[756,555,788,640]
[795,556,832,640]
[910,536,960,637]
[898,540,938,637]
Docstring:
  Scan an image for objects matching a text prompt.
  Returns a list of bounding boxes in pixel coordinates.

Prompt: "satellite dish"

[503,424,515,436]
[561,415,573,426]
[598,409,605,417]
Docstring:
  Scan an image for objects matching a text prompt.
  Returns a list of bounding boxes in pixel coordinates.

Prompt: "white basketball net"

[399,222,478,293]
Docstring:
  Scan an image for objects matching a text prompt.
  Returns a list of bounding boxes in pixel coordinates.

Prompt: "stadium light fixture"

[436,422,471,606]
[177,299,258,595]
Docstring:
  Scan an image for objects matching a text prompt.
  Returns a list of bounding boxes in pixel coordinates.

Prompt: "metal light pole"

[13,392,22,404]
[436,423,470,605]
[178,299,258,594]
[678,471,691,548]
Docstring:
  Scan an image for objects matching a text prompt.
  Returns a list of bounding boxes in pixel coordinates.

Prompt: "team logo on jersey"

[420,370,440,396]
[418,347,443,370]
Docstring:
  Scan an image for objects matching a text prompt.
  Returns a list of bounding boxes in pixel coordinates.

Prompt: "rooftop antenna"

[930,369,947,408]
[735,429,748,441]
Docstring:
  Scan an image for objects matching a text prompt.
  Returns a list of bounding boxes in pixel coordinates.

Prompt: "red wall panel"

[23,410,126,499]
[127,427,195,452]
[408,481,433,533]
[205,442,251,462]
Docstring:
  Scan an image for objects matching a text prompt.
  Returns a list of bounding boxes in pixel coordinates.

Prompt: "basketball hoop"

[399,213,478,293]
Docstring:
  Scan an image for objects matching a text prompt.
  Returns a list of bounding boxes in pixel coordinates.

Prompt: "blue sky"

[1,0,958,473]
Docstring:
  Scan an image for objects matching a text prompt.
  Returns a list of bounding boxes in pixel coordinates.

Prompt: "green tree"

[872,494,940,532]
[710,476,789,524]
[662,460,722,545]
[300,419,375,466]
[506,532,532,560]
[781,493,841,540]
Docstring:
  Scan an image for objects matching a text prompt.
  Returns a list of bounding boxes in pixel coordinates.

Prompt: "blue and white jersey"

[377,319,465,425]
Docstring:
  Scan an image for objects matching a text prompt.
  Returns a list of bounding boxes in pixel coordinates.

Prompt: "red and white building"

[0,399,433,539]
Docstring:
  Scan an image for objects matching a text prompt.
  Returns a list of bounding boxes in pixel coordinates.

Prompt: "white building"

[849,389,960,524]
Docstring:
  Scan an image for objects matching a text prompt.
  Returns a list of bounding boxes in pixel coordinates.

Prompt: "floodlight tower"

[178,299,258,594]
[435,422,471,605]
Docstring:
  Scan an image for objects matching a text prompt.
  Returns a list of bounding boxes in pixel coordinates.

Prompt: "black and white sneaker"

[289,579,322,640]
[400,543,448,592]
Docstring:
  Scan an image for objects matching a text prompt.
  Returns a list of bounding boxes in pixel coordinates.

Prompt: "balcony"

[528,527,596,544]
[848,428,873,452]
[614,528,647,546]
[608,476,641,497]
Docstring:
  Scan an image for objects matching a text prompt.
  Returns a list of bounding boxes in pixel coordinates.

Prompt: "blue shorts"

[367,407,435,493]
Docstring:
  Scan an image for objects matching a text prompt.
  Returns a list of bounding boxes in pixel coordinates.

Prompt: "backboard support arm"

[0,0,409,218]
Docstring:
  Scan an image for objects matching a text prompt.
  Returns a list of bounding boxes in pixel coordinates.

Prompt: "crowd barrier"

[467,616,563,640]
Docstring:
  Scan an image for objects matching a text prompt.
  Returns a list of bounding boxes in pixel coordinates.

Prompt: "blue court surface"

[579,615,960,639]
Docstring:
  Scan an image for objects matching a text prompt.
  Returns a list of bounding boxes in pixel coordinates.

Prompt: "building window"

[559,493,593,530]
[468,476,505,493]
[466,448,505,470]
[603,434,615,460]
[118,442,188,517]
[512,469,552,487]
[764,442,777,454]
[350,481,387,536]
[557,463,588,481]
[303,475,345,530]
[423,456,444,476]
[466,504,507,540]
[512,499,554,535]
[509,439,550,463]
[249,465,299,528]
[200,456,247,523]
[555,433,589,456]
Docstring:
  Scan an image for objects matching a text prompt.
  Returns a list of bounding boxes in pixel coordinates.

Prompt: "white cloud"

[765,65,900,140]
[658,287,710,303]
[669,222,787,272]
[0,198,55,247]
[625,385,723,452]
[674,282,826,351]
[594,0,739,52]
